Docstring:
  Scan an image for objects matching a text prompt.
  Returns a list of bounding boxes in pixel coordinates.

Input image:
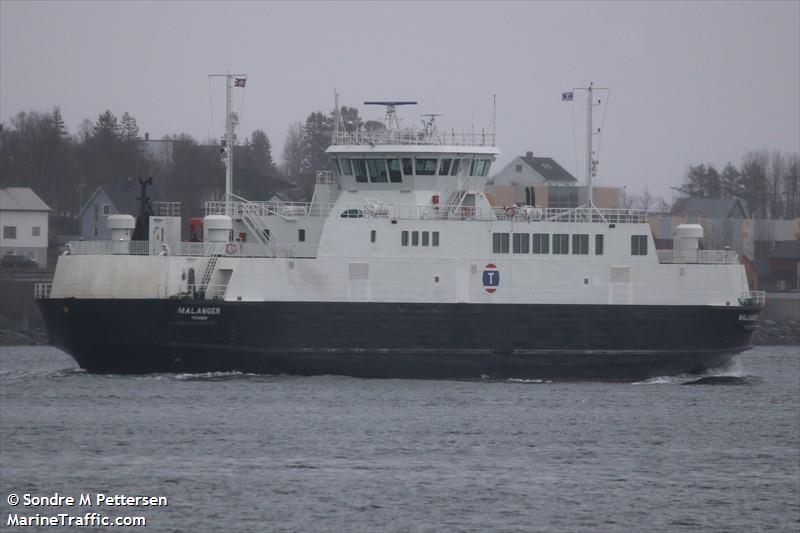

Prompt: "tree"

[740,151,770,218]
[51,106,67,136]
[281,122,304,182]
[680,164,721,198]
[120,112,140,141]
[92,110,119,140]
[720,163,742,199]
[784,153,800,219]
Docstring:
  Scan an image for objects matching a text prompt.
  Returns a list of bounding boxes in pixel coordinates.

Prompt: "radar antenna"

[364,101,417,131]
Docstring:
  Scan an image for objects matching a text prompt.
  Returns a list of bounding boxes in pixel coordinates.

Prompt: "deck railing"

[331,130,496,147]
[739,291,766,306]
[657,249,739,264]
[34,282,230,300]
[63,240,277,258]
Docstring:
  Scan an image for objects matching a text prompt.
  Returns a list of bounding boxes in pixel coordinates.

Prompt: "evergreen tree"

[120,112,140,141]
[51,106,67,135]
[720,163,742,199]
[740,151,770,218]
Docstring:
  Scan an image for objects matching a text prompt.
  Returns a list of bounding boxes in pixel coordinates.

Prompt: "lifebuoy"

[225,242,237,255]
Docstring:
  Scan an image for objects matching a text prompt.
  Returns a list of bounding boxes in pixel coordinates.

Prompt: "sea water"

[1,345,798,532]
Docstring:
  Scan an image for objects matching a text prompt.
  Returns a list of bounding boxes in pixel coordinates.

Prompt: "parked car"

[1,254,38,270]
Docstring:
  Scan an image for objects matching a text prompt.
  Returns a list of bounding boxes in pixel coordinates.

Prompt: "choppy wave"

[506,378,553,384]
[0,367,86,381]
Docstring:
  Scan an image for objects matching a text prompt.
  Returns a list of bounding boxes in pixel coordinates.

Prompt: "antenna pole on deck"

[586,82,593,209]
[209,72,247,216]
[333,90,339,143]
[492,94,497,142]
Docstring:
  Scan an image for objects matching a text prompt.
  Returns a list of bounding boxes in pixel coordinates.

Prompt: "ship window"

[412,231,419,246]
[439,159,452,176]
[572,234,589,255]
[450,159,460,176]
[492,232,509,253]
[387,159,402,182]
[298,229,306,242]
[353,159,368,183]
[422,231,429,246]
[415,158,437,175]
[513,233,529,254]
[367,159,388,183]
[631,235,648,256]
[338,158,352,176]
[553,234,569,254]
[532,233,549,254]
[432,231,439,246]
[595,234,604,255]
[470,159,491,177]
[370,230,376,243]
[402,158,413,176]
[401,231,409,246]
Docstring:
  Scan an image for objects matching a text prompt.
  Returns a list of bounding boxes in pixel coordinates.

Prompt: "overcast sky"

[2,1,798,199]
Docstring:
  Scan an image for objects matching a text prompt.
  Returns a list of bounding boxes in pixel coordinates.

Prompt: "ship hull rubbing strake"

[39,298,760,381]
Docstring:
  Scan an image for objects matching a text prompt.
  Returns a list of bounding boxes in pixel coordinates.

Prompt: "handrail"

[739,291,766,306]
[331,130,496,147]
[34,282,231,300]
[657,249,739,264]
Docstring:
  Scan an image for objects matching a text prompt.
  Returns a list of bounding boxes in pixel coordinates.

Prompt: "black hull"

[37,299,760,381]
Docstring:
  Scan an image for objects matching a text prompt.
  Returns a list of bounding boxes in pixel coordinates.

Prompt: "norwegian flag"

[234,78,247,88]
[561,91,573,101]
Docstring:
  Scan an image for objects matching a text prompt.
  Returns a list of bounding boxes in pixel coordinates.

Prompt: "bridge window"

[402,158,413,176]
[432,231,439,246]
[513,233,529,254]
[492,232,509,253]
[353,159,368,183]
[439,159,452,175]
[470,159,491,176]
[338,158,352,176]
[631,235,648,256]
[387,159,402,182]
[367,159,388,183]
[572,234,589,255]
[532,233,549,254]
[412,231,419,246]
[401,231,409,246]
[553,234,569,254]
[595,234,604,255]
[415,158,437,175]
[451,159,461,176]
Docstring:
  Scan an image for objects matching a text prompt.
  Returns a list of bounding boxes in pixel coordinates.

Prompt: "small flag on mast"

[234,78,247,87]
[561,91,573,101]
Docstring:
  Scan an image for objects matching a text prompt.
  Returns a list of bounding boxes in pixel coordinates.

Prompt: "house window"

[401,231,409,246]
[3,226,16,239]
[370,230,376,243]
[553,234,569,254]
[412,231,419,246]
[93,227,98,237]
[631,235,648,256]
[32,226,41,237]
[298,229,306,242]
[515,164,522,172]
[422,231,429,246]
[102,204,110,215]
[513,233,529,254]
[532,233,549,254]
[93,204,99,222]
[432,231,439,247]
[595,235,604,255]
[492,232,509,253]
[572,234,589,255]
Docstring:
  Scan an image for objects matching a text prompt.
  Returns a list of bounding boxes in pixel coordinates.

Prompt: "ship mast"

[586,82,594,209]
[210,72,247,216]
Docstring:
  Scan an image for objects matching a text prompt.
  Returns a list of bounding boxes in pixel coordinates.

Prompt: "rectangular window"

[513,233,529,254]
[338,158,352,176]
[422,231,429,246]
[93,204,99,222]
[595,234,604,255]
[353,159,368,183]
[450,158,460,176]
[432,231,439,247]
[402,158,413,176]
[102,204,110,215]
[553,234,569,254]
[415,158,437,175]
[367,159,388,183]
[412,231,419,246]
[32,226,41,237]
[387,159,402,182]
[401,231,409,246]
[470,159,491,176]
[492,232,510,253]
[532,233,549,254]
[631,235,648,256]
[3,226,17,239]
[572,234,589,255]
[438,159,451,176]
[298,229,306,242]
[370,230,376,243]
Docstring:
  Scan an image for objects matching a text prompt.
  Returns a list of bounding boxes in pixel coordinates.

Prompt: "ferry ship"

[35,78,764,380]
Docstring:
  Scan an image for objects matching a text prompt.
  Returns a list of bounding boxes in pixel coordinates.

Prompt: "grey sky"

[2,1,798,199]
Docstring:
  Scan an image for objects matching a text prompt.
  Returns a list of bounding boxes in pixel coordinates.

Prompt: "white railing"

[206,200,649,224]
[739,291,766,306]
[332,130,496,147]
[63,240,277,258]
[657,249,739,264]
[33,282,230,300]
[315,170,336,184]
[153,201,181,217]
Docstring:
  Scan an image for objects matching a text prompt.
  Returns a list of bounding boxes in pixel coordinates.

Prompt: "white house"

[0,187,51,267]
